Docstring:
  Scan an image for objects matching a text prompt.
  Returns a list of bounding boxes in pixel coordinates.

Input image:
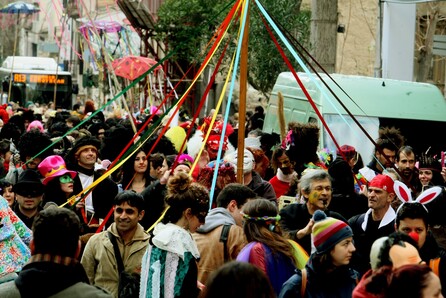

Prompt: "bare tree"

[0,0,16,62]
[310,0,338,73]
[416,3,439,82]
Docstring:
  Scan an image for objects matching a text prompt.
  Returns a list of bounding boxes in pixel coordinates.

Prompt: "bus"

[0,56,73,109]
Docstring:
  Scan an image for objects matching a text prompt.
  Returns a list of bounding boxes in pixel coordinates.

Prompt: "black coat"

[71,167,118,230]
[328,157,368,219]
[140,180,166,230]
[279,254,359,298]
[419,232,446,261]
[279,203,346,254]
[13,261,102,298]
[348,211,396,276]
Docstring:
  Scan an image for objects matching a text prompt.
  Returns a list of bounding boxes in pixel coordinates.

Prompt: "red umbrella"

[112,56,162,80]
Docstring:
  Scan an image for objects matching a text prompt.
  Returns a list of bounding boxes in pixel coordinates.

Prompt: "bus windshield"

[5,73,72,108]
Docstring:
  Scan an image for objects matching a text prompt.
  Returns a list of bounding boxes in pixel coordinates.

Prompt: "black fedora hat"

[12,169,44,197]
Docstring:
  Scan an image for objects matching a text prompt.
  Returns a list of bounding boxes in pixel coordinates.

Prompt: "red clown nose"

[408,231,419,244]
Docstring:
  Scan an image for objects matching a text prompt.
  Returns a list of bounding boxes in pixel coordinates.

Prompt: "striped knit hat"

[312,210,353,254]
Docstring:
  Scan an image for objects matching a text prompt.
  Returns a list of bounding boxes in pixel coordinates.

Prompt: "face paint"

[278,155,294,175]
[308,190,321,204]
[278,155,292,168]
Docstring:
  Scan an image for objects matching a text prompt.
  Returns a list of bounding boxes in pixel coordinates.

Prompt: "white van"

[263,72,446,161]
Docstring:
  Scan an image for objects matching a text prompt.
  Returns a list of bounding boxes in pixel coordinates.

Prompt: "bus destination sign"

[13,73,67,85]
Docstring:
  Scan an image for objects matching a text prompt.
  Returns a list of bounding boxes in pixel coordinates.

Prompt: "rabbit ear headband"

[394,180,442,213]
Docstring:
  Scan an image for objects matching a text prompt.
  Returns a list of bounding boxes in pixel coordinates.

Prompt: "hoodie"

[193,208,247,284]
[196,207,235,233]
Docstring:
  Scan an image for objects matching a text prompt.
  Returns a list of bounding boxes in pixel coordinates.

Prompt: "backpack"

[219,224,232,262]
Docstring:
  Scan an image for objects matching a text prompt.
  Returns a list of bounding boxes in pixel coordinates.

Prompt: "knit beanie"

[312,210,353,254]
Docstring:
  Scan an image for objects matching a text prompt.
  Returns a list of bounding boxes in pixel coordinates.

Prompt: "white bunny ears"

[394,180,442,212]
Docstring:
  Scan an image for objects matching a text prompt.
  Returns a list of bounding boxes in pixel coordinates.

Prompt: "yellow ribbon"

[145,1,244,234]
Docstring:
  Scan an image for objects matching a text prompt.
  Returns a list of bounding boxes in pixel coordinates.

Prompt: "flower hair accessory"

[317,148,332,166]
[241,212,281,223]
[393,180,442,213]
[281,130,294,150]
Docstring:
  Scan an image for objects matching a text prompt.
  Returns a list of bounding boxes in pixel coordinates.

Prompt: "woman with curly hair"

[236,199,298,296]
[140,172,210,298]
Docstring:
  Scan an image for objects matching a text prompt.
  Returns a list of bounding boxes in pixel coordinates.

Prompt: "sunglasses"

[59,174,74,184]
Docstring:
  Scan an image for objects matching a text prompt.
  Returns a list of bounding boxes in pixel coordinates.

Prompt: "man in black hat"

[12,169,44,228]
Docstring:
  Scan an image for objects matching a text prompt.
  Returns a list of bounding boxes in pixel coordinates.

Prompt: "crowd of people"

[0,99,445,298]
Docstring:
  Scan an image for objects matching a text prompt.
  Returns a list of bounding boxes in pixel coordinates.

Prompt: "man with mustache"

[396,146,419,191]
[279,169,345,255]
[349,174,396,276]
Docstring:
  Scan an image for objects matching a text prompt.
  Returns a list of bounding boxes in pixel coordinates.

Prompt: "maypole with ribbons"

[28,0,398,233]
[237,0,249,184]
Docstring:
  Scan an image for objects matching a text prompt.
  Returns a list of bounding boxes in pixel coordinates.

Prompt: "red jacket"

[269,175,290,199]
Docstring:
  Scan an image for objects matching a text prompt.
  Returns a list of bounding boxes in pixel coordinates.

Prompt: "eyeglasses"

[59,174,74,184]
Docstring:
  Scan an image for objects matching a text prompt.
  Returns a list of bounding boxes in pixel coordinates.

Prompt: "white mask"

[228,149,254,174]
